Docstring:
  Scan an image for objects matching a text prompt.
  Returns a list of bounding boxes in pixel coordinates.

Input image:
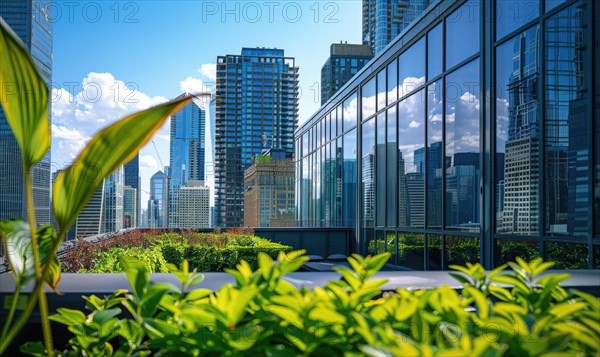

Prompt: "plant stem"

[0,285,21,342]
[25,169,54,356]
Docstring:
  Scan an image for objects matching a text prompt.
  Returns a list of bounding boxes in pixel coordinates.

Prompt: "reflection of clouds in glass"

[496,97,509,146]
[343,96,358,124]
[400,76,426,97]
[409,120,420,128]
[362,95,376,118]
[428,82,443,145]
[399,144,423,173]
[448,90,480,152]
[362,118,375,156]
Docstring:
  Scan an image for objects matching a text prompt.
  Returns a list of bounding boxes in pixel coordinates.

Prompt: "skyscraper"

[102,167,124,233]
[321,43,373,104]
[124,155,141,228]
[0,1,52,225]
[215,48,299,227]
[362,0,431,55]
[148,171,167,228]
[123,185,137,229]
[168,94,208,228]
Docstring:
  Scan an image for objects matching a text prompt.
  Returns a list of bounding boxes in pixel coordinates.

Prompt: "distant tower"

[168,94,209,228]
[321,43,373,104]
[148,171,167,228]
[215,48,299,227]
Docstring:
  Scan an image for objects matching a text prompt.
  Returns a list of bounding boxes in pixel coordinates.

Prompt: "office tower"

[124,155,141,227]
[141,209,148,228]
[0,1,52,225]
[75,181,105,238]
[102,167,124,233]
[148,171,167,228]
[215,48,299,227]
[244,150,295,227]
[168,94,208,228]
[321,43,373,104]
[362,0,431,54]
[123,185,137,228]
[176,180,210,229]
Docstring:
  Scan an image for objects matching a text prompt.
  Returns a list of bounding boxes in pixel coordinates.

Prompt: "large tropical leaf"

[0,18,50,168]
[52,95,191,233]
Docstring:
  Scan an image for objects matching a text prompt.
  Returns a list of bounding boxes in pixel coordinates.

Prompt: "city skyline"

[45,0,363,206]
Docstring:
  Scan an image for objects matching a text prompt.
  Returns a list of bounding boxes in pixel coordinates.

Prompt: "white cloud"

[408,120,420,129]
[199,63,216,82]
[139,154,159,172]
[50,72,168,171]
[179,76,205,94]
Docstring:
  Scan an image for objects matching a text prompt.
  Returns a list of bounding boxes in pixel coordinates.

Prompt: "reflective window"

[398,233,424,270]
[495,26,540,235]
[398,89,425,229]
[376,113,386,227]
[427,23,443,80]
[335,139,343,225]
[377,68,387,111]
[496,0,539,40]
[386,232,398,265]
[427,82,443,229]
[387,58,398,105]
[546,241,588,269]
[445,59,481,231]
[386,106,397,226]
[399,37,426,98]
[343,92,358,131]
[495,239,540,266]
[594,245,600,269]
[446,236,480,268]
[343,128,357,227]
[362,118,376,228]
[446,0,480,70]
[362,78,377,120]
[544,2,588,237]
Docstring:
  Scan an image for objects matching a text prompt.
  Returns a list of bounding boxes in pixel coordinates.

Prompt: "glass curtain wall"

[295,0,598,270]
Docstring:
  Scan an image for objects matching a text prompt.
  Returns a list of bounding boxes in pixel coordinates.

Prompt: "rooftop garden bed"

[61,229,292,273]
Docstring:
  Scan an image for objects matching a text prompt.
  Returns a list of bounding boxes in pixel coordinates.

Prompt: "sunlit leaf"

[0,19,50,169]
[0,219,34,285]
[52,95,191,233]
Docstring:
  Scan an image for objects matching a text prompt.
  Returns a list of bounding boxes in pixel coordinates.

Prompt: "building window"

[445,58,481,231]
[445,0,480,70]
[399,37,425,98]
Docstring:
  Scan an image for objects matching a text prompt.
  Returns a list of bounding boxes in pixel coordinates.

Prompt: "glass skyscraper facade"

[321,43,374,105]
[215,48,299,227]
[124,155,140,228]
[363,0,432,55]
[168,94,206,228]
[148,171,167,228]
[297,0,600,270]
[0,0,52,225]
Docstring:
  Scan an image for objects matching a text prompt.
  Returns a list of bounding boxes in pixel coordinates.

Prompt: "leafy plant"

[19,253,600,356]
[0,19,192,355]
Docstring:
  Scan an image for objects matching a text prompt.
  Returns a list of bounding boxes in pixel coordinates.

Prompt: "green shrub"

[91,246,169,273]
[23,253,600,356]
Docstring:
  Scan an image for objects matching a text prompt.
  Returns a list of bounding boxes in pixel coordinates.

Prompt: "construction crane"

[152,140,170,228]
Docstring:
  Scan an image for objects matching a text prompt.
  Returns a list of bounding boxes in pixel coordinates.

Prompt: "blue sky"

[49,0,362,204]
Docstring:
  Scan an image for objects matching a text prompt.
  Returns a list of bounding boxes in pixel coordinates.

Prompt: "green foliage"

[0,19,49,169]
[75,231,292,273]
[25,254,600,356]
[92,246,169,273]
[0,18,197,355]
